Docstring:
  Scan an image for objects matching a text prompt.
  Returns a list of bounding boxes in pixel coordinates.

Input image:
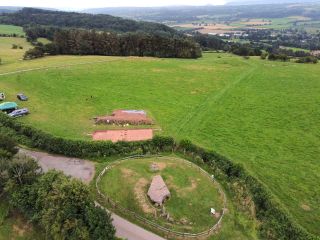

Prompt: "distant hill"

[82,3,320,23]
[226,0,320,5]
[0,8,178,35]
[0,6,22,13]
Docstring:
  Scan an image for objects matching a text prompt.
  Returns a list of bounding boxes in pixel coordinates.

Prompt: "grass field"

[0,25,24,36]
[0,37,31,65]
[99,156,224,233]
[0,37,319,236]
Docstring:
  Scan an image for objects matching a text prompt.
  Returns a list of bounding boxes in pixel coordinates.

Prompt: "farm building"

[147,175,170,206]
[0,102,18,112]
[94,109,153,125]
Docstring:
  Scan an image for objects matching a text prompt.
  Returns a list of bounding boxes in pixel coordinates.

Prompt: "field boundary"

[1,112,318,240]
[96,155,227,239]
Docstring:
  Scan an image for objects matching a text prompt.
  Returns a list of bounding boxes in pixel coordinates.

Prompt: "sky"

[0,0,227,10]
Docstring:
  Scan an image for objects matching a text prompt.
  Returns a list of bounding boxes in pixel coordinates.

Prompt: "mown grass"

[99,156,224,233]
[0,25,24,36]
[0,48,319,236]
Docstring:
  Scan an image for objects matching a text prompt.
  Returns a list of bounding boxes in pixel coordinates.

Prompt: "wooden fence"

[96,155,227,239]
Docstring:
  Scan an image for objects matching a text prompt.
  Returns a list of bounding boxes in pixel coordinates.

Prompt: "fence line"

[95,155,227,239]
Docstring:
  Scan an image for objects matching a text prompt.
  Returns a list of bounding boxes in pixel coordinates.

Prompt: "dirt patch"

[134,178,155,214]
[121,168,135,178]
[13,224,27,236]
[156,162,167,171]
[167,176,198,195]
[152,68,166,73]
[301,204,311,211]
[184,179,198,192]
[182,65,214,71]
[93,129,153,142]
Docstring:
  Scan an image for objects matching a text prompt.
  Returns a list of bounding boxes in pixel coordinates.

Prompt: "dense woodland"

[0,134,115,240]
[0,8,178,35]
[24,29,202,59]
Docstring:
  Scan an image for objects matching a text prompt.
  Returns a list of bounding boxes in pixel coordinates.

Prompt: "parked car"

[8,108,29,117]
[17,93,28,101]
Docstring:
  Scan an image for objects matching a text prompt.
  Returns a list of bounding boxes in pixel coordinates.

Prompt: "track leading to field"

[19,148,166,240]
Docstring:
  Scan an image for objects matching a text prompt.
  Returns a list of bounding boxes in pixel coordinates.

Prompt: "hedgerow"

[0,112,318,240]
[0,113,174,158]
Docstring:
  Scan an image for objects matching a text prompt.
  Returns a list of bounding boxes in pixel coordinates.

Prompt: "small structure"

[0,92,5,101]
[210,208,216,215]
[0,102,18,113]
[147,175,170,206]
[150,163,159,172]
[94,109,153,125]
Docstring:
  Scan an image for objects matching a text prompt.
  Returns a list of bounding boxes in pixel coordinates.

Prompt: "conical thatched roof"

[147,175,170,205]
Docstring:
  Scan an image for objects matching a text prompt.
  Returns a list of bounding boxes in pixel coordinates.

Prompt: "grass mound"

[98,156,225,233]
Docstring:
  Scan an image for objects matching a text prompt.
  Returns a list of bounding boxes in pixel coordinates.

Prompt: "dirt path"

[19,149,166,240]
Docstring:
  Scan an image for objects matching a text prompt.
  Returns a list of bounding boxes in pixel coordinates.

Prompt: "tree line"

[0,8,178,35]
[24,29,202,59]
[0,134,115,240]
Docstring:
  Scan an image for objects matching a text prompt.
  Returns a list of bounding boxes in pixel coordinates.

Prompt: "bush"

[23,47,44,60]
[268,53,289,62]
[296,56,318,64]
[260,52,268,60]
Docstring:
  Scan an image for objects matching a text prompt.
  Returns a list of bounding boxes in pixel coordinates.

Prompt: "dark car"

[8,108,29,117]
[17,93,28,101]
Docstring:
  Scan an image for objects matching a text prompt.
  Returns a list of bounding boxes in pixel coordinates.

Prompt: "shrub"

[296,56,318,64]
[23,47,44,60]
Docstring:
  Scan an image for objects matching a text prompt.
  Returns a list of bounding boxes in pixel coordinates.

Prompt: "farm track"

[176,64,257,135]
[19,148,166,240]
[0,59,121,77]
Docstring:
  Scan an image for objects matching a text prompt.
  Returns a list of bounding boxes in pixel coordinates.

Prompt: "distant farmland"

[0,36,319,237]
[0,24,24,36]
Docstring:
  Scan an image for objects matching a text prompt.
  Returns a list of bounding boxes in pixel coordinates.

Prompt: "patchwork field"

[98,156,225,233]
[0,37,319,236]
[0,24,24,36]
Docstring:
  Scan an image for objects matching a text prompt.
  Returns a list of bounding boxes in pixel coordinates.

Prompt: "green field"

[0,37,31,65]
[0,25,24,36]
[0,37,319,237]
[99,156,224,233]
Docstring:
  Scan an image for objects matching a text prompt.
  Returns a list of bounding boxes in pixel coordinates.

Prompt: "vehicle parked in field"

[8,108,29,117]
[17,93,28,101]
[0,92,5,101]
[0,102,18,113]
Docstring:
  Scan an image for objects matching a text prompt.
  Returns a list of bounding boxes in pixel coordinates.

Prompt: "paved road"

[19,149,166,240]
[19,149,95,184]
